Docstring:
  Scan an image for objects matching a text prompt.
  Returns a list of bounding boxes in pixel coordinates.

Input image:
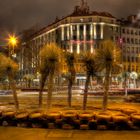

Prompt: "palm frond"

[95,40,122,74]
[81,52,96,76]
[39,43,62,76]
[0,53,18,78]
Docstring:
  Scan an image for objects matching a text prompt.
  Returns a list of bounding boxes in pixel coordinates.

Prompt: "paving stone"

[47,130,73,138]
[0,127,140,140]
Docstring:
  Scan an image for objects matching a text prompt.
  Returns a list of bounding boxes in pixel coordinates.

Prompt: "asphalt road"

[0,127,140,140]
[0,91,140,111]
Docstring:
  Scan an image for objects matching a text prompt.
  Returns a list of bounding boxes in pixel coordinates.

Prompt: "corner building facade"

[19,0,140,78]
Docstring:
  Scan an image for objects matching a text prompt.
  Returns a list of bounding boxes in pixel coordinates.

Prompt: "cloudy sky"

[0,0,140,44]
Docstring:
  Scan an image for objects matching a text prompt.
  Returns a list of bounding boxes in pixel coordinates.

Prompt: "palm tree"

[39,43,61,109]
[64,52,76,107]
[39,66,49,108]
[0,53,19,109]
[95,40,121,111]
[81,52,96,110]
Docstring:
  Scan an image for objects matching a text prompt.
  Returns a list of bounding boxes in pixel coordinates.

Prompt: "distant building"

[19,0,140,80]
[120,15,140,72]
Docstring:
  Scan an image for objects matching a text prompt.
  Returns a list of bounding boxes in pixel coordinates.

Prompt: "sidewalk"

[0,127,140,140]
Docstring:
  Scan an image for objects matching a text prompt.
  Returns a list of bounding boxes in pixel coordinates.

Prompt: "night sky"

[0,0,140,45]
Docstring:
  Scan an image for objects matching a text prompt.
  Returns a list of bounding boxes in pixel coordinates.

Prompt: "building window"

[116,36,119,41]
[80,25,84,40]
[136,66,139,72]
[86,24,90,41]
[131,30,134,35]
[94,44,98,49]
[110,26,113,31]
[131,38,134,44]
[73,35,77,40]
[111,36,114,41]
[116,27,119,32]
[72,25,76,31]
[122,28,125,33]
[123,56,126,62]
[127,38,130,44]
[86,44,90,51]
[132,66,135,72]
[88,17,92,22]
[73,44,77,53]
[136,47,139,53]
[135,39,138,44]
[96,24,101,39]
[128,56,130,62]
[127,47,130,53]
[80,43,84,52]
[132,57,134,62]
[127,29,129,34]
[64,27,67,40]
[124,65,126,71]
[132,47,134,53]
[136,57,138,62]
[123,37,126,43]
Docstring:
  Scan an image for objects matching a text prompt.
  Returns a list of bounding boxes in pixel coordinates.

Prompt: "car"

[0,90,13,95]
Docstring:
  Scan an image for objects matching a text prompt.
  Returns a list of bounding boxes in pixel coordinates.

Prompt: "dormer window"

[80,18,84,22]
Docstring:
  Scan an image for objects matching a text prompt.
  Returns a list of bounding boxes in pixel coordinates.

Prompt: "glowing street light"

[8,35,18,47]
[7,34,18,57]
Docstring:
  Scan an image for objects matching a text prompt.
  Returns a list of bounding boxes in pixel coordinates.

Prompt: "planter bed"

[2,110,16,126]
[112,113,131,130]
[61,111,79,129]
[29,110,46,128]
[46,111,62,128]
[131,113,140,128]
[0,109,140,130]
[15,111,29,127]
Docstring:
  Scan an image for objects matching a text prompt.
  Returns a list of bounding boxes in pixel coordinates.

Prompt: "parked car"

[0,90,13,95]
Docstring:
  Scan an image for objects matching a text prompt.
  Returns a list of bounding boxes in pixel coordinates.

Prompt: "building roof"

[29,1,116,39]
[119,15,140,28]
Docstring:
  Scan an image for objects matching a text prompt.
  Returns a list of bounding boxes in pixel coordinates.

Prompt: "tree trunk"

[124,74,128,97]
[103,67,111,111]
[83,74,90,110]
[67,65,75,108]
[28,79,31,88]
[47,73,54,110]
[90,77,93,90]
[8,75,19,110]
[39,74,47,108]
[68,80,72,108]
[25,79,28,88]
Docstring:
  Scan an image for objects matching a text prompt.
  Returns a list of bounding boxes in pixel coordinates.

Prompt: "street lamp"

[7,34,18,57]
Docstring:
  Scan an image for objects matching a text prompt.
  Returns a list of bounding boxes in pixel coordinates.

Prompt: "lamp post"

[8,34,18,57]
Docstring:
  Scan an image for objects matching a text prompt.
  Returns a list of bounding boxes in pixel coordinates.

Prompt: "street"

[0,91,140,111]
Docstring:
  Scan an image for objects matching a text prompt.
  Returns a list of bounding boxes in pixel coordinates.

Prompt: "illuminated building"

[19,0,140,82]
[120,15,140,72]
